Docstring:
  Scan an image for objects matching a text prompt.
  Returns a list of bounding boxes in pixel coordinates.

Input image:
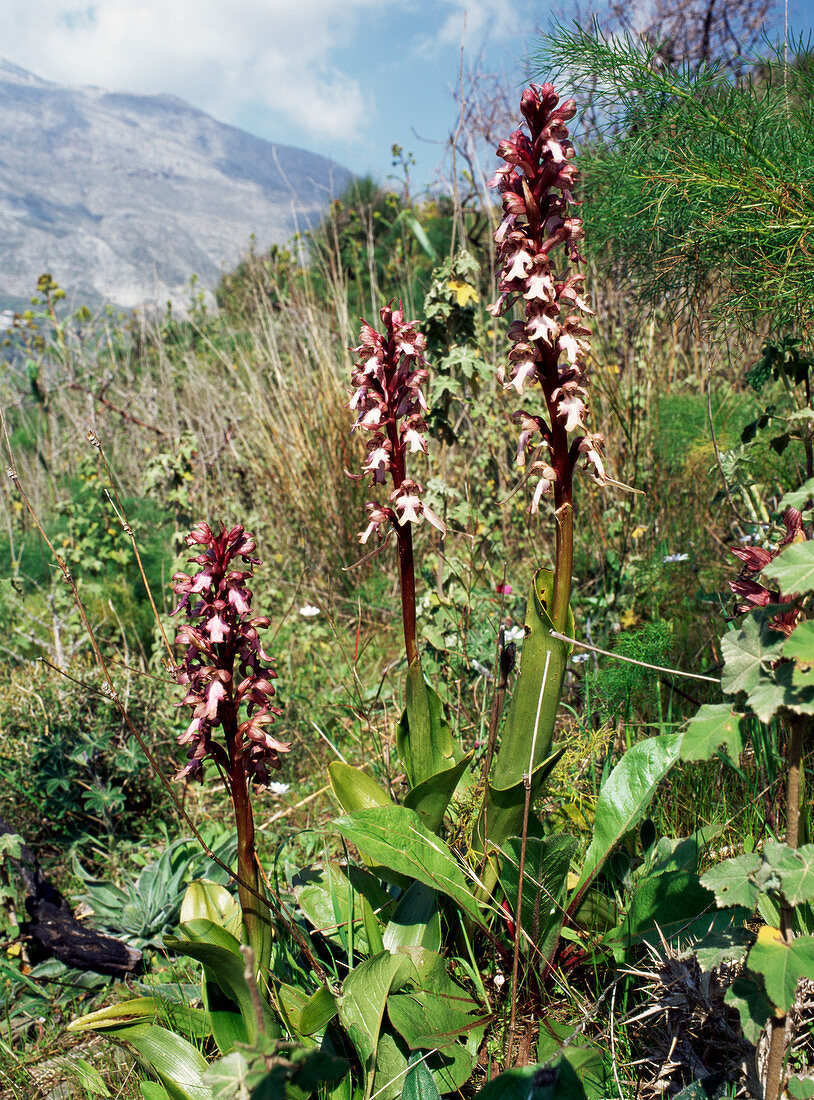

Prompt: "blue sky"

[0,0,808,194]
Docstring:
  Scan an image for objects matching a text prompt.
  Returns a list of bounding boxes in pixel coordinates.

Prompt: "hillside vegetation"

[1,21,813,1100]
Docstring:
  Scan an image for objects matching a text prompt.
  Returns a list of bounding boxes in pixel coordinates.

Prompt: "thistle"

[489,83,605,631]
[172,521,286,955]
[349,302,445,664]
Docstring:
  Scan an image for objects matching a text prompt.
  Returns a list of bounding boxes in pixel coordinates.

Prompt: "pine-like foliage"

[531,24,814,336]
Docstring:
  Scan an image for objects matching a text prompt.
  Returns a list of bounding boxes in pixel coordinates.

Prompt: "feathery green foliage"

[533,24,814,335]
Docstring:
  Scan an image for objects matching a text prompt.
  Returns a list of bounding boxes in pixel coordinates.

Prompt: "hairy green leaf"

[724,974,773,1045]
[764,541,814,596]
[748,927,814,1011]
[700,853,761,910]
[401,1054,441,1100]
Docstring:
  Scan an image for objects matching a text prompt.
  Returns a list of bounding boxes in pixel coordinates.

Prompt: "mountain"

[0,59,353,311]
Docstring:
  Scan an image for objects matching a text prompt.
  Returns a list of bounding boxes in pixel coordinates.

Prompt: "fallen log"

[1,820,142,978]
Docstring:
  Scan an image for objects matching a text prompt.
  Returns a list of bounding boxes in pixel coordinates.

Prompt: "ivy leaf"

[788,1077,814,1099]
[783,622,814,690]
[756,841,814,907]
[700,853,761,910]
[724,974,773,1045]
[779,478,814,512]
[447,279,478,307]
[763,541,814,596]
[693,924,754,970]
[680,704,743,762]
[720,617,785,699]
[748,927,814,1011]
[744,676,790,724]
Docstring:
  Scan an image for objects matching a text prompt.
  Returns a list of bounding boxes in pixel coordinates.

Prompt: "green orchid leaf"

[700,853,762,910]
[141,1084,172,1100]
[91,1023,211,1100]
[338,951,410,1099]
[202,979,248,1056]
[571,734,683,902]
[299,987,339,1036]
[747,927,814,1011]
[180,881,240,934]
[329,763,391,813]
[679,704,744,762]
[398,664,457,788]
[475,750,565,902]
[65,997,208,1041]
[489,568,572,794]
[165,919,272,1044]
[294,862,392,953]
[472,570,571,895]
[382,881,441,953]
[403,752,473,834]
[334,806,482,923]
[497,834,576,965]
[764,540,814,596]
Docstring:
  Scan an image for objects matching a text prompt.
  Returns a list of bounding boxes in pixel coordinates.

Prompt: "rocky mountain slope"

[0,59,353,311]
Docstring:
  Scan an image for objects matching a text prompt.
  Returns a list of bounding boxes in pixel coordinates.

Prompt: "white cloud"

[435,0,531,48]
[0,0,381,140]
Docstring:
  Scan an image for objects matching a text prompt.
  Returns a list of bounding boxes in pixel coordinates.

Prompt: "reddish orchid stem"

[350,304,445,668]
[387,430,419,665]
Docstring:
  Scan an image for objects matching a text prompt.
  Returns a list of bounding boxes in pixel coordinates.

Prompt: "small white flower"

[571,653,590,664]
[663,553,689,563]
[503,625,525,645]
[493,972,506,989]
[299,604,321,617]
[738,533,754,543]
[269,782,290,796]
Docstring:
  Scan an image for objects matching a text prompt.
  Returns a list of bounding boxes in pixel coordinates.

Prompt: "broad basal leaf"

[571,734,682,902]
[498,834,576,965]
[328,763,390,813]
[334,805,481,923]
[337,952,409,1099]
